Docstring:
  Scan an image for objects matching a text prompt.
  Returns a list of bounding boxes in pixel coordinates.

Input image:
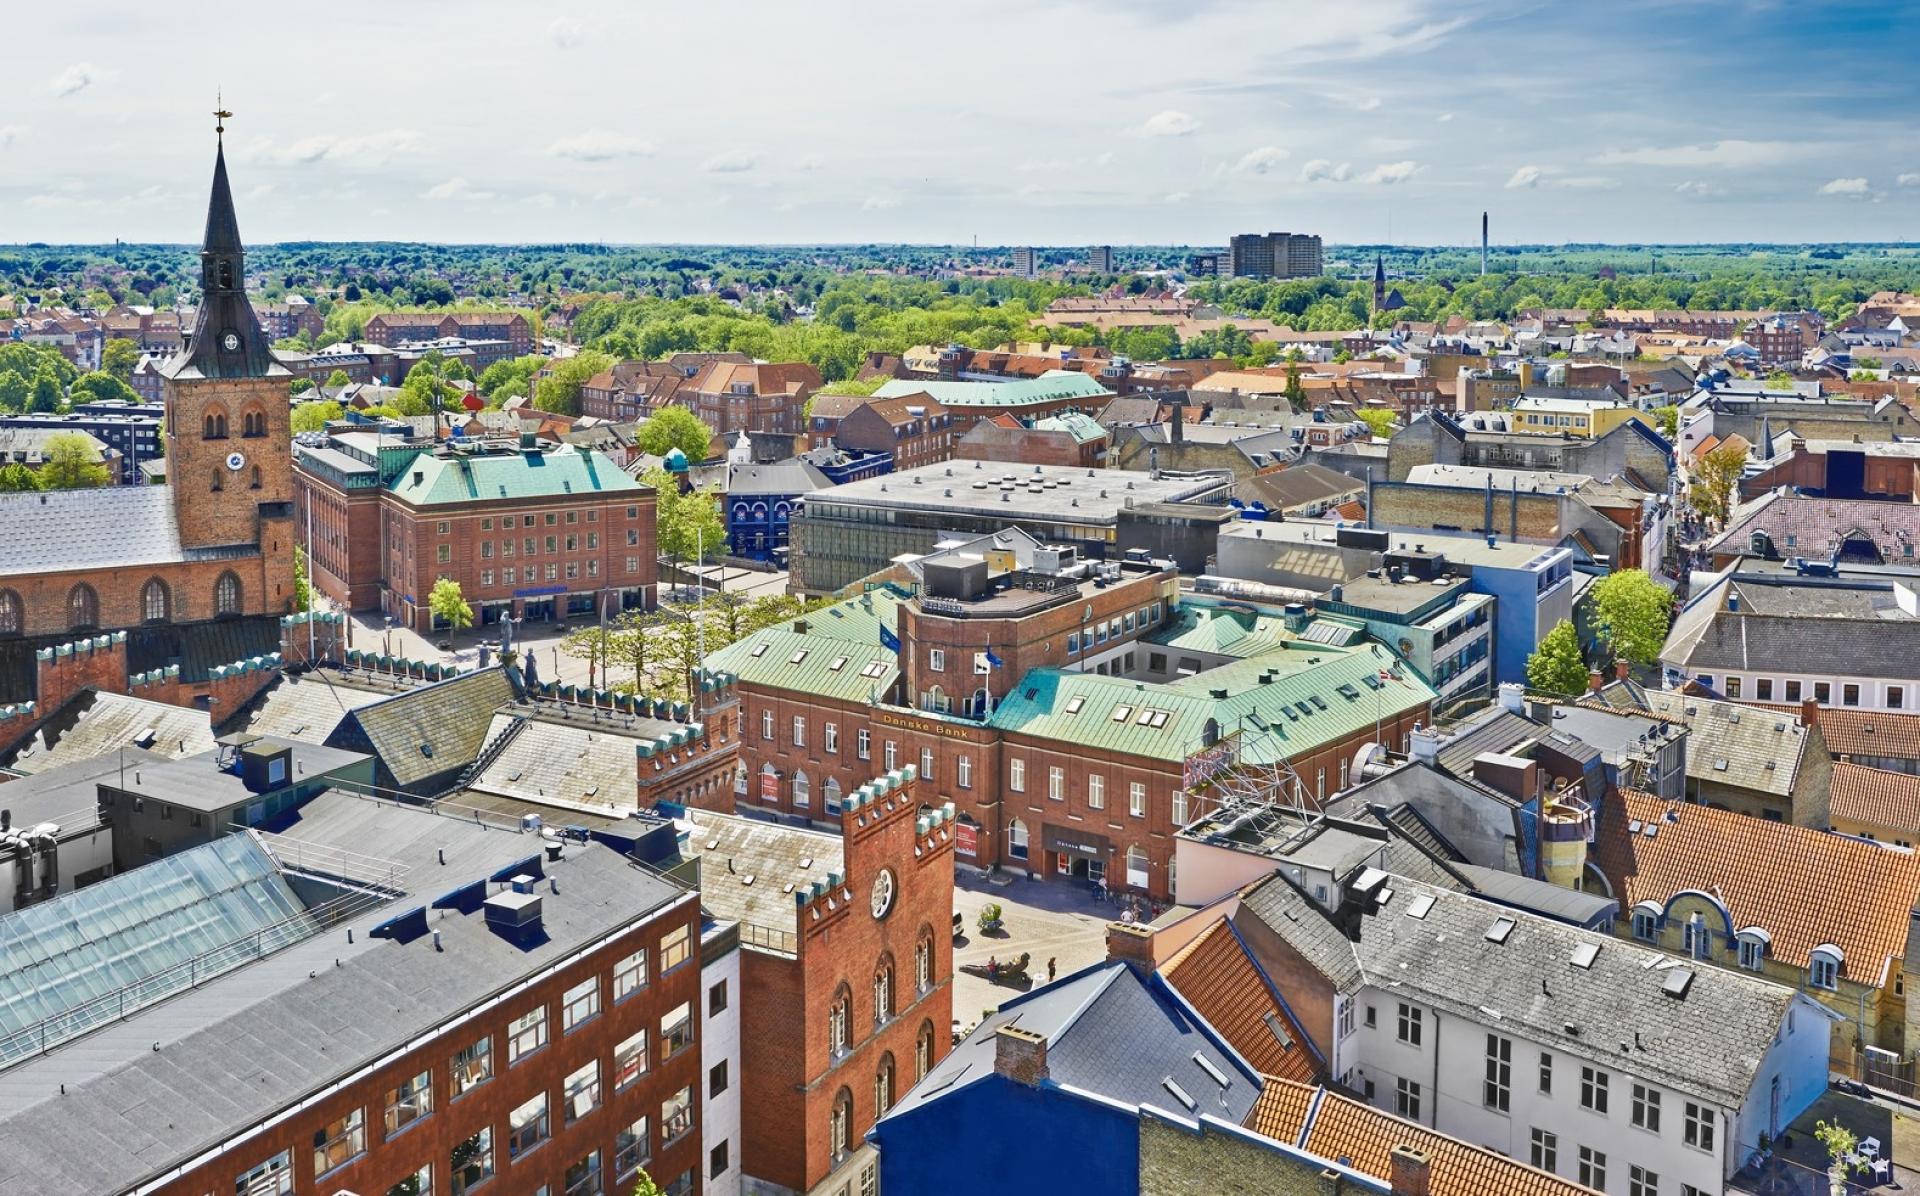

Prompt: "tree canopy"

[635,406,715,461]
[1526,620,1588,696]
[533,350,615,415]
[428,577,474,634]
[38,431,111,489]
[1589,569,1674,667]
[291,400,343,433]
[641,465,725,564]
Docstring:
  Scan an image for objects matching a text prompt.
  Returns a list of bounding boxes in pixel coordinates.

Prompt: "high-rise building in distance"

[1228,231,1323,279]
[1011,247,1038,279]
[1090,245,1113,273]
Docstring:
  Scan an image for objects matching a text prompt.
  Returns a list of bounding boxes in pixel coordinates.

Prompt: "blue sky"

[4,0,1918,245]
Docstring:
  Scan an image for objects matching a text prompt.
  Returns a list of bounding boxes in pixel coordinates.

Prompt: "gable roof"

[705,588,908,705]
[1300,1089,1597,1196]
[327,667,519,789]
[1639,689,1813,796]
[1749,703,1920,764]
[1161,918,1318,1084]
[1831,762,1920,835]
[1599,790,1920,982]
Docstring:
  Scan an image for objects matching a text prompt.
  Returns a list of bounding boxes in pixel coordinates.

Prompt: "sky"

[5,0,1920,247]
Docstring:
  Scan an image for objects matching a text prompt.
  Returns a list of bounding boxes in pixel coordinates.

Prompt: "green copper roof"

[387,444,644,507]
[873,370,1111,409]
[1148,602,1300,659]
[987,641,1433,765]
[1032,411,1107,444]
[705,587,908,705]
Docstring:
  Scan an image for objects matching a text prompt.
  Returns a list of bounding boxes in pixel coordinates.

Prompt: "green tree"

[1589,569,1674,668]
[1281,358,1306,411]
[429,577,474,635]
[609,608,668,693]
[0,371,28,413]
[293,545,312,611]
[533,350,614,415]
[1355,409,1397,440]
[289,376,315,395]
[1692,441,1747,524]
[635,406,715,461]
[29,369,63,413]
[1652,405,1679,440]
[0,462,43,493]
[324,369,352,390]
[562,621,621,690]
[1765,368,1793,386]
[643,465,725,567]
[292,400,344,433]
[629,1167,667,1196]
[38,432,111,489]
[101,338,141,379]
[70,371,139,406]
[1526,620,1588,697]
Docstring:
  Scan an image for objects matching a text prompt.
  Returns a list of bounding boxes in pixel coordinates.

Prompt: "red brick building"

[679,361,823,437]
[252,297,325,341]
[580,354,754,423]
[830,394,955,472]
[293,430,657,631]
[706,552,1434,901]
[954,412,1109,467]
[364,310,535,356]
[674,770,955,1196]
[0,794,709,1196]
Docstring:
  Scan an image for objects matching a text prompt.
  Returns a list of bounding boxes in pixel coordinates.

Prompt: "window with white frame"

[384,1069,433,1138]
[1683,1101,1715,1152]
[1630,1166,1659,1196]
[1581,1065,1609,1113]
[1048,766,1064,801]
[930,649,945,671]
[563,976,600,1031]
[1530,1128,1556,1171]
[824,723,838,753]
[1579,1147,1606,1189]
[1129,782,1146,818]
[1009,759,1026,792]
[792,715,806,746]
[1631,1083,1661,1133]
[957,755,972,788]
[1396,1002,1422,1046]
[1395,1077,1421,1120]
[312,1107,366,1176]
[563,1059,601,1124]
[858,728,871,759]
[1087,775,1105,809]
[614,1028,649,1091]
[508,1005,548,1064]
[236,1150,294,1196]
[614,947,648,1001]
[1811,946,1842,990]
[1484,1034,1511,1112]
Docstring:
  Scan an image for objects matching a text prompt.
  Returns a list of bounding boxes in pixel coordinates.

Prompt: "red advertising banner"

[760,771,780,801]
[955,822,979,857]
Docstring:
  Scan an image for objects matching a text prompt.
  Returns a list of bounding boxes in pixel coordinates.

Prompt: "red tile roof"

[1299,1092,1598,1196]
[1161,918,1317,1084]
[1831,762,1920,837]
[1600,790,1920,982]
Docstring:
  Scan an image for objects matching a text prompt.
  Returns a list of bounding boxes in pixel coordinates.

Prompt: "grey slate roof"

[0,486,188,573]
[671,808,844,930]
[882,960,1260,1126]
[1237,873,1363,992]
[467,707,688,815]
[3,691,216,775]
[727,457,833,496]
[0,800,687,1196]
[224,669,395,742]
[327,666,519,789]
[1641,689,1809,797]
[1669,610,1920,681]
[1353,879,1798,1107]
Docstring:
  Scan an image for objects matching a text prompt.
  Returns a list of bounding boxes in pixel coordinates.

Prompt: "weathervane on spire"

[213,91,232,140]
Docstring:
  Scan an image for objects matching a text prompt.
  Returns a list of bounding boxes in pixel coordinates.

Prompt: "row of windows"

[1698,673,1895,709]
[0,574,243,637]
[1528,1132,1707,1196]
[1065,602,1164,655]
[199,407,272,439]
[1629,909,1842,989]
[1006,759,1161,818]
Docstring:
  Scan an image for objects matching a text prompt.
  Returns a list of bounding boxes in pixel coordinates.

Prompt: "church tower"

[161,119,295,553]
[1372,254,1386,317]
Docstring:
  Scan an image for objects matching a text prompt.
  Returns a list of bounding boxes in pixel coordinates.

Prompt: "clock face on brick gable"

[870,869,896,920]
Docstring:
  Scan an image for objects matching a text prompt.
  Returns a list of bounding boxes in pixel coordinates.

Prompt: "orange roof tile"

[1748,703,1920,763]
[1244,1077,1315,1142]
[1161,919,1317,1084]
[1301,1092,1598,1196]
[1831,763,1920,837]
[1599,790,1920,981]
[1332,500,1368,521]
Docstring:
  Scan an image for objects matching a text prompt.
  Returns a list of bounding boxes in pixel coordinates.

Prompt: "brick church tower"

[161,128,296,555]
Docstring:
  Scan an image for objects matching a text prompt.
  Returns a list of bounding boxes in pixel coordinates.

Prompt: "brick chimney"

[1389,1146,1431,1196]
[1615,659,1631,682]
[1106,920,1156,972]
[1587,669,1605,693]
[1801,697,1819,728]
[993,1024,1049,1086]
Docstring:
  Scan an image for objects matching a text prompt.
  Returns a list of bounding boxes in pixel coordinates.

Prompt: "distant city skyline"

[6,1,1919,247]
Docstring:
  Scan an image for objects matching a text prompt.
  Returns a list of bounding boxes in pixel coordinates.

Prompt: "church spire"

[162,113,284,381]
[202,139,244,260]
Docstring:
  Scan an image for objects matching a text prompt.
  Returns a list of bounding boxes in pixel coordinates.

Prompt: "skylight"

[860,661,888,678]
[1161,1077,1197,1111]
[1485,916,1516,944]
[750,643,769,658]
[1406,895,1435,920]
[1571,942,1600,969]
[1192,1053,1232,1088]
[828,655,849,672]
[789,650,809,665]
[1064,696,1086,715]
[1112,705,1134,723]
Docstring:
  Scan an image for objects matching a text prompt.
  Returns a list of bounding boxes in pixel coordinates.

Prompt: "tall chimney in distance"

[1481,212,1489,276]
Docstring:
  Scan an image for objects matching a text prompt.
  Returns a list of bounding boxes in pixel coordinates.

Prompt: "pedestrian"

[1047,956,1057,983]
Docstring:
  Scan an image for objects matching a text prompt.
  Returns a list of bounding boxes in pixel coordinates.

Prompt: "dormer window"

[1736,928,1770,971]
[1630,903,1660,943]
[1810,944,1843,991]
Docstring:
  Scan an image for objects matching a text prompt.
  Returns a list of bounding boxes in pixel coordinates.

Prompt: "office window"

[662,924,692,974]
[1578,1147,1607,1189]
[451,1129,493,1196]
[1844,683,1861,707]
[615,1117,651,1179]
[662,1001,695,1059]
[1893,686,1907,710]
[1171,789,1188,825]
[1088,774,1105,809]
[1684,1101,1715,1152]
[1632,1083,1662,1132]
[885,740,898,770]
[1815,681,1832,703]
[710,1142,730,1181]
[450,1035,492,1097]
[384,1069,433,1137]
[312,1107,366,1176]
[858,728,871,759]
[710,979,729,1017]
[930,648,945,671]
[508,1005,548,1063]
[388,1164,432,1196]
[1396,1002,1422,1046]
[662,1085,695,1145]
[1581,1065,1610,1114]
[824,723,839,753]
[1530,1128,1557,1172]
[614,947,648,1001]
[1009,759,1026,792]
[563,1150,601,1196]
[614,1027,649,1091]
[1725,677,1742,698]
[957,755,973,789]
[1129,782,1146,817]
[921,747,934,783]
[1539,1051,1553,1094]
[509,1091,550,1159]
[761,711,773,740]
[236,1150,293,1196]
[792,715,806,747]
[1484,1034,1511,1112]
[563,1059,601,1124]
[1048,766,1064,801]
[1785,680,1802,702]
[1631,1166,1659,1196]
[710,1058,729,1098]
[1395,1076,1421,1120]
[563,976,601,1031]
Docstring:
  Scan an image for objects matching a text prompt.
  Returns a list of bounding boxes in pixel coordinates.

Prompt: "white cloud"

[1137,110,1199,137]
[546,17,586,48]
[1354,96,1382,112]
[1163,191,1191,203]
[1232,146,1290,175]
[1818,176,1870,196]
[49,62,96,98]
[1674,180,1723,197]
[547,131,654,161]
[245,183,275,201]
[1299,159,1351,183]
[702,151,756,174]
[861,194,900,210]
[1899,173,1920,187]
[520,193,557,209]
[1436,112,1455,123]
[1506,165,1544,189]
[422,177,495,202]
[0,126,19,149]
[1358,160,1421,185]
[1595,139,1804,168]
[265,130,419,167]
[797,155,824,172]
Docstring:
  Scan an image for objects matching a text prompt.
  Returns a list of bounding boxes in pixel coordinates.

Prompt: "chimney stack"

[1390,1146,1432,1196]
[1615,659,1631,682]
[1106,920,1156,972]
[1588,669,1605,693]
[1497,682,1525,716]
[993,1025,1050,1086]
[1801,697,1819,729]
[1408,723,1441,766]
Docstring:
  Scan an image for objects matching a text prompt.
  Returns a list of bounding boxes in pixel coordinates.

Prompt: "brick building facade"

[830,395,955,472]
[364,310,535,356]
[679,361,823,437]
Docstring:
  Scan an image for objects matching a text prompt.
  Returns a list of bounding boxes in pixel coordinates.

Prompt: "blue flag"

[985,648,1004,670]
[880,624,900,653]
